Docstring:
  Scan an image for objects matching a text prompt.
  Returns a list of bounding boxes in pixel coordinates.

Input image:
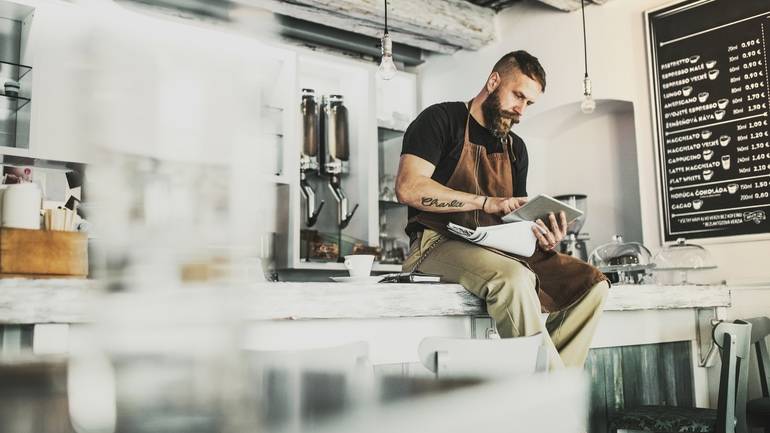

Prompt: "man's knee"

[485,263,537,305]
[583,279,609,310]
[591,280,610,301]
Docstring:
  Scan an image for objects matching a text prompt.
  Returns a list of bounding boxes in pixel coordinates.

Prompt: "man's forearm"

[396,176,485,213]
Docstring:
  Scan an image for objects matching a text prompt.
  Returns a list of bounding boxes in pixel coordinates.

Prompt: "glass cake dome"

[589,235,655,273]
[652,238,717,270]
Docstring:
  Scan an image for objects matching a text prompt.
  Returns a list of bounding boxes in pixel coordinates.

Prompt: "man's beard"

[481,89,520,138]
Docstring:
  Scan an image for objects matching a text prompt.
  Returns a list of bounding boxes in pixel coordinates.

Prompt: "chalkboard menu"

[647,0,770,242]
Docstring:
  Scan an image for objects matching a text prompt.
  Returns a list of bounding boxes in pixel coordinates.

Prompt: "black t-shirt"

[400,101,529,237]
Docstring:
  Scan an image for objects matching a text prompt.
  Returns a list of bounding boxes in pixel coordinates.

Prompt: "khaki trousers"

[403,229,609,369]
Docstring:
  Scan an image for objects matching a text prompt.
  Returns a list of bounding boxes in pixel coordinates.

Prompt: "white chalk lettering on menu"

[648,0,770,241]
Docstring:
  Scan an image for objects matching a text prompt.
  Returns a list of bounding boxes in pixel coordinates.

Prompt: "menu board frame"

[645,0,770,244]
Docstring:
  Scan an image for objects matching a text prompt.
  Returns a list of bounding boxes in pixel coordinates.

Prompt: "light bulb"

[581,75,595,114]
[378,55,397,80]
[378,33,397,80]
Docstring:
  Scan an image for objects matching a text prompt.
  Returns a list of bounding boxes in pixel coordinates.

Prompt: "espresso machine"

[299,88,324,227]
[319,94,358,229]
[554,194,589,262]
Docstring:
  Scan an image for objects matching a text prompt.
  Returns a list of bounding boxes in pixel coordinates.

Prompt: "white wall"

[418,0,770,286]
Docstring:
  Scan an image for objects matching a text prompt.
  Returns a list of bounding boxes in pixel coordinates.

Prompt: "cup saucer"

[329,276,382,284]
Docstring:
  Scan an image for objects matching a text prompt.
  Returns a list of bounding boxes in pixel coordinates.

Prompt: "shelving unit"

[0,59,30,81]
[0,9,34,153]
[0,93,30,112]
[270,53,418,273]
[377,129,409,266]
[375,71,416,268]
[275,49,381,271]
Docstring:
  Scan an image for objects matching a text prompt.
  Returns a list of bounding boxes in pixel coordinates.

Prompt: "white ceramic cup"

[2,183,42,229]
[344,254,375,277]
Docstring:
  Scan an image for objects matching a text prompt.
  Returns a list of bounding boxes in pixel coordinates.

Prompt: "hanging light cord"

[581,0,588,78]
[384,0,389,35]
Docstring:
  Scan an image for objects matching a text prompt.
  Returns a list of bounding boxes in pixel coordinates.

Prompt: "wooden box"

[0,228,88,278]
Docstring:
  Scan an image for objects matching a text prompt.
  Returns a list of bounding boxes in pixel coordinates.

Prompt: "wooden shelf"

[377,125,406,141]
[379,200,405,209]
[291,261,403,272]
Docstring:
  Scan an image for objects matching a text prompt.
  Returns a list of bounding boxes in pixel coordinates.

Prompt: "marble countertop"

[0,279,733,324]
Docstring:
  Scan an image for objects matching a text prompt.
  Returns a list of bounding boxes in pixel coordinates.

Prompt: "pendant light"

[378,0,397,80]
[580,0,596,114]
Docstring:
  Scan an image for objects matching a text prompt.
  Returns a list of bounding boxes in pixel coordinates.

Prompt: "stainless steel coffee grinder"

[299,88,324,227]
[554,194,589,262]
[319,94,358,229]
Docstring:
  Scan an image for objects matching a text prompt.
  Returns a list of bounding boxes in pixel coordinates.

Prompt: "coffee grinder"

[319,94,358,229]
[554,194,589,262]
[299,88,324,227]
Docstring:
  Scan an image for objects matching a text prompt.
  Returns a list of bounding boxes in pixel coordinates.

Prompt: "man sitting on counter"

[396,50,609,369]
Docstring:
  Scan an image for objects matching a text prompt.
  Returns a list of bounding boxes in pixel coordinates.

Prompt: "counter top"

[0,279,733,324]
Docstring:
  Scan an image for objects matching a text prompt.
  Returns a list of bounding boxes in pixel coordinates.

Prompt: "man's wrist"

[475,195,486,211]
[481,196,489,212]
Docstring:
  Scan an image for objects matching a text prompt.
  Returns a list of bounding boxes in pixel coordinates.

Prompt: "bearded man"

[396,50,609,369]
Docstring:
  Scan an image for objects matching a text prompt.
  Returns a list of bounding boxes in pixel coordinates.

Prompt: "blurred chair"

[243,341,372,433]
[417,333,546,379]
[743,316,770,432]
[609,320,752,433]
[310,370,589,433]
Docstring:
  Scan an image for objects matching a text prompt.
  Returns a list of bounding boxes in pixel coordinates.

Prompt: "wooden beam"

[242,0,496,54]
[534,0,611,12]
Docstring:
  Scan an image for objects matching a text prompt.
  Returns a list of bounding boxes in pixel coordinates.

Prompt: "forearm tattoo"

[421,197,464,208]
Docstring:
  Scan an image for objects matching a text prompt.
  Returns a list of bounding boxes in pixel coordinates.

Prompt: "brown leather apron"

[410,100,607,313]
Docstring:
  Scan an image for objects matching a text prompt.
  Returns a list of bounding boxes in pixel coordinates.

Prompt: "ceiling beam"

[242,0,496,54]
[534,0,609,12]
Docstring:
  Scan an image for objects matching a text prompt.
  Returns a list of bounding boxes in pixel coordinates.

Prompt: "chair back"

[713,320,752,433]
[742,316,770,398]
[418,333,545,379]
[244,341,372,433]
[246,340,369,369]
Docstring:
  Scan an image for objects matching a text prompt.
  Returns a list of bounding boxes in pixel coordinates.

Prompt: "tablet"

[501,194,583,224]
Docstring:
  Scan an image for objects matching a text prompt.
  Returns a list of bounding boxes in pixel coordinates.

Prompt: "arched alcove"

[515,99,643,253]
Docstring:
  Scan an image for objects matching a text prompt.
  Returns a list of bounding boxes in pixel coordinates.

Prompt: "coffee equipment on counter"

[300,88,324,227]
[320,94,358,229]
[589,234,655,284]
[554,194,589,262]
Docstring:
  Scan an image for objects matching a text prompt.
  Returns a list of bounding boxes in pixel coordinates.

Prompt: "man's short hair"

[492,50,546,91]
